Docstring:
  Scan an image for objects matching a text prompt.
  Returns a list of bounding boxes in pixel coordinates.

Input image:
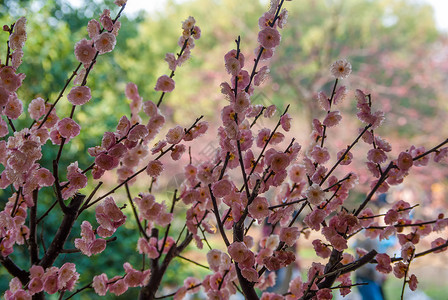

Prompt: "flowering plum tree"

[0,0,447,299]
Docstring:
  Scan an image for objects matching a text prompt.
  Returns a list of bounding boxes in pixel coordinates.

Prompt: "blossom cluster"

[5,263,79,299]
[1,0,448,299]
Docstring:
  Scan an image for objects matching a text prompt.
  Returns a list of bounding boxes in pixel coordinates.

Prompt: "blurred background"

[0,0,447,298]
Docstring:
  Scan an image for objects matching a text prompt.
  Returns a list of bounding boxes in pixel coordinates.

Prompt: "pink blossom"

[269,152,290,173]
[57,118,81,138]
[289,164,305,182]
[207,249,222,272]
[312,239,331,258]
[225,57,241,76]
[4,95,23,119]
[108,278,128,296]
[401,242,415,262]
[100,9,113,31]
[369,179,390,194]
[234,91,250,113]
[280,227,299,247]
[114,0,127,7]
[228,241,249,263]
[212,179,232,198]
[125,82,140,102]
[128,124,148,142]
[241,267,259,282]
[258,27,281,49]
[367,148,387,164]
[171,144,186,160]
[0,86,10,106]
[305,184,325,205]
[397,151,413,171]
[92,274,109,296]
[375,253,392,274]
[256,128,271,147]
[67,86,91,105]
[233,70,250,90]
[224,49,245,68]
[87,19,101,39]
[248,196,270,220]
[323,111,342,127]
[35,168,55,187]
[434,147,447,162]
[95,153,119,170]
[0,67,23,92]
[408,274,418,291]
[431,237,447,253]
[43,274,59,294]
[96,197,126,234]
[254,65,270,86]
[146,160,164,178]
[94,32,116,54]
[304,208,326,231]
[330,59,351,79]
[166,125,185,144]
[164,53,177,71]
[74,38,96,64]
[28,277,43,295]
[333,85,347,105]
[58,263,78,289]
[154,75,175,92]
[316,288,333,300]
[89,238,107,255]
[288,276,303,298]
[28,97,45,120]
[393,261,407,279]
[143,101,158,118]
[336,149,353,165]
[310,145,330,164]
[264,104,277,118]
[124,264,148,288]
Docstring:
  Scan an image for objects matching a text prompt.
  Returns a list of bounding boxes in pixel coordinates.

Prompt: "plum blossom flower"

[28,97,46,120]
[74,38,96,64]
[228,241,249,263]
[312,239,331,258]
[393,261,407,279]
[207,249,222,272]
[280,227,300,247]
[330,59,352,79]
[323,111,342,127]
[269,152,290,173]
[4,95,23,119]
[211,179,232,198]
[92,274,109,296]
[397,151,413,171]
[367,148,387,164]
[375,253,392,274]
[248,196,270,220]
[258,27,281,49]
[108,277,128,296]
[57,118,81,138]
[146,160,164,178]
[94,32,116,54]
[225,57,241,76]
[305,184,325,205]
[166,125,185,144]
[154,75,175,92]
[408,274,418,291]
[310,145,330,164]
[67,86,91,105]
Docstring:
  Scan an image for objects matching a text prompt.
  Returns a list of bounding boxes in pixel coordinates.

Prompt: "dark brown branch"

[39,194,84,269]
[29,189,39,264]
[0,255,29,285]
